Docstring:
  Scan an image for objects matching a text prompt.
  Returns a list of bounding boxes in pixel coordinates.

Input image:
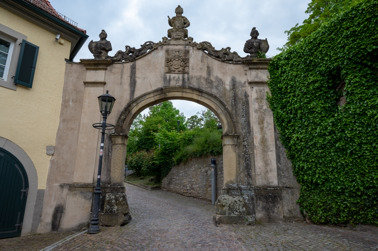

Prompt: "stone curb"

[124,181,161,191]
[40,230,87,251]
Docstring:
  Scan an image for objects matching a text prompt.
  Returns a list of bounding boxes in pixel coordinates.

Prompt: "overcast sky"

[49,0,310,118]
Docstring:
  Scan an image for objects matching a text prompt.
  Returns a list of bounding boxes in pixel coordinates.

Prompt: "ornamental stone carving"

[88,11,271,65]
[165,49,189,74]
[243,27,269,58]
[195,41,242,63]
[167,5,190,40]
[111,41,155,62]
[88,30,112,59]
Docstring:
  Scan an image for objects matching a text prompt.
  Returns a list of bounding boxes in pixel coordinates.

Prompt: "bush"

[174,129,222,164]
[126,150,154,177]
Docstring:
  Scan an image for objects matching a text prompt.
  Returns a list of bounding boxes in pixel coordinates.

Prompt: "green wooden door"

[0,148,29,238]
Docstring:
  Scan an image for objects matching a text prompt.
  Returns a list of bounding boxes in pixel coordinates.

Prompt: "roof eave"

[8,0,88,61]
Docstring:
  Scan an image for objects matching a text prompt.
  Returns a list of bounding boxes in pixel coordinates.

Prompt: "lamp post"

[88,90,116,234]
[177,120,180,132]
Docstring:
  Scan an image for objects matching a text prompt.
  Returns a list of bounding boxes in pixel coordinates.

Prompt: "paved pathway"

[1,184,377,250]
[55,184,377,250]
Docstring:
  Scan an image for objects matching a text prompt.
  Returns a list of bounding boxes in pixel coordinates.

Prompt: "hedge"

[268,0,377,224]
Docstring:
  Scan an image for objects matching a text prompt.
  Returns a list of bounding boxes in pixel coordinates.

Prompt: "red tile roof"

[24,0,86,33]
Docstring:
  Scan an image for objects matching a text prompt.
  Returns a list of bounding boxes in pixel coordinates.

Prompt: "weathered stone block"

[99,184,131,226]
[281,188,302,220]
[254,187,283,222]
[214,184,255,225]
[215,195,245,216]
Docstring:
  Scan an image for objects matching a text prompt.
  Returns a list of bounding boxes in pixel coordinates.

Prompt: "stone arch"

[0,137,38,235]
[108,86,239,189]
[115,86,236,135]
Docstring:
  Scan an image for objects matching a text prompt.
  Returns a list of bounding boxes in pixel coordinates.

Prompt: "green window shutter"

[15,40,39,88]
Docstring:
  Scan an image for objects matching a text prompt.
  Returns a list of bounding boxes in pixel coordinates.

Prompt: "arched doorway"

[0,148,29,238]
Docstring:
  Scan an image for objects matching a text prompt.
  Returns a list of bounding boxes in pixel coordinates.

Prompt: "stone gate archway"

[112,86,238,185]
[37,6,302,232]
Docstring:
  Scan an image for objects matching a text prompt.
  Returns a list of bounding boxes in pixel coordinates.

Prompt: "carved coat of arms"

[165,49,189,74]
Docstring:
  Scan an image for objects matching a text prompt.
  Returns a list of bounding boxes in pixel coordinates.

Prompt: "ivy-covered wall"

[268,0,377,225]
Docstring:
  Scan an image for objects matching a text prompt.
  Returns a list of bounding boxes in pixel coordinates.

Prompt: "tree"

[283,0,363,49]
[186,114,202,130]
[153,129,181,181]
[185,109,220,130]
[201,109,220,130]
[127,101,186,153]
[148,101,186,132]
[127,114,145,154]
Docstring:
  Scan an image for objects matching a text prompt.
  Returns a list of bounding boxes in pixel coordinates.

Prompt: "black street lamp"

[177,120,180,132]
[88,90,116,234]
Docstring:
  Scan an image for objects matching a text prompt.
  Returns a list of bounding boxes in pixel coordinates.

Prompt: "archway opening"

[107,87,240,223]
[124,99,224,201]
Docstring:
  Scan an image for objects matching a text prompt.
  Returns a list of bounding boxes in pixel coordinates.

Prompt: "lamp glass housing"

[98,91,116,115]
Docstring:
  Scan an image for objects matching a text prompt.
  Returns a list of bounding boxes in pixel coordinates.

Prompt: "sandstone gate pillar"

[110,134,127,184]
[98,134,131,226]
[222,135,238,185]
[214,134,255,225]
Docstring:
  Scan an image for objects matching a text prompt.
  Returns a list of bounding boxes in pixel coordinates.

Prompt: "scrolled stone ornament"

[196,42,242,63]
[111,41,155,62]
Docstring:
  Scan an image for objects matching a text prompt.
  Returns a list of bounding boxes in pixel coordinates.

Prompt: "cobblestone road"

[54,184,377,250]
[1,184,377,250]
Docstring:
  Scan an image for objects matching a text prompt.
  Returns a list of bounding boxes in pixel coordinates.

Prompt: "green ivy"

[268,0,377,225]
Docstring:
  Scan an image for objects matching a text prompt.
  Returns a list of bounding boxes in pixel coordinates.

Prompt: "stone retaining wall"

[162,155,223,201]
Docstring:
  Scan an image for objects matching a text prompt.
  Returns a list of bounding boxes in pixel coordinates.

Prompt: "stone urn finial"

[167,5,190,40]
[243,27,269,58]
[88,29,112,59]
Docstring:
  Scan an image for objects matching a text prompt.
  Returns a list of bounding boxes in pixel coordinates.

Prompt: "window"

[0,37,14,81]
[14,40,39,88]
[0,24,26,90]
